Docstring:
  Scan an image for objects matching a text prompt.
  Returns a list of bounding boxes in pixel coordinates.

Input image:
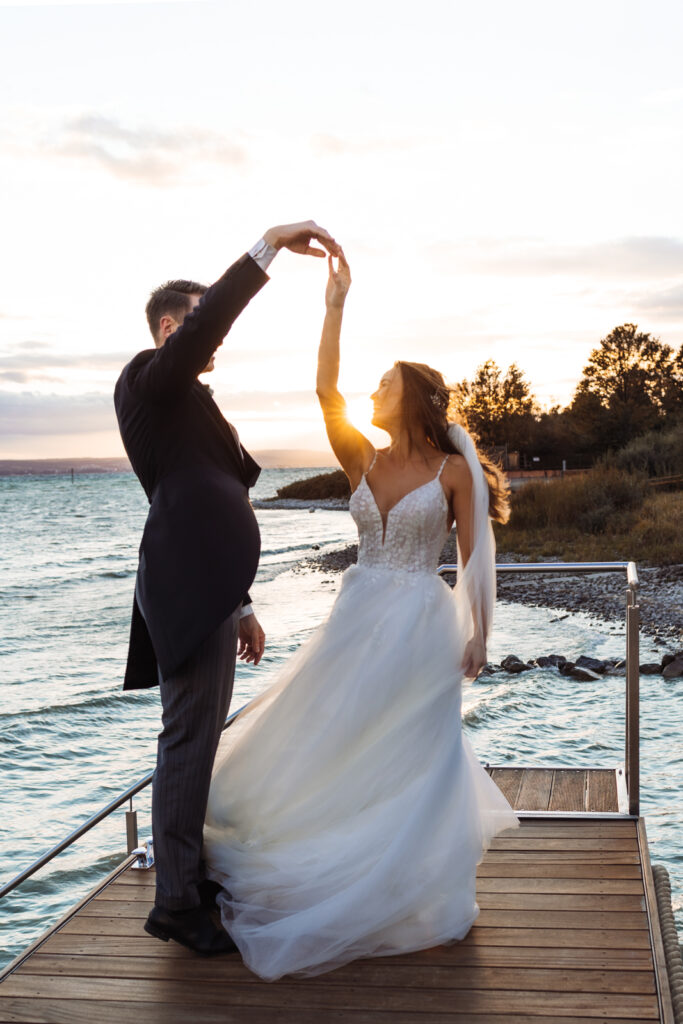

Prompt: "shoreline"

[302,539,683,646]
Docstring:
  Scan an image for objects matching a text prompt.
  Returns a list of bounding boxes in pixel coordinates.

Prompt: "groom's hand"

[263,221,341,258]
[238,613,266,665]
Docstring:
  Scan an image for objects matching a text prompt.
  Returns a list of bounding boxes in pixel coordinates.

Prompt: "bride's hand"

[325,251,351,309]
[462,635,486,680]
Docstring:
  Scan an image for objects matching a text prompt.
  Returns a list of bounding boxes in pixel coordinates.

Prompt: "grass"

[495,490,683,565]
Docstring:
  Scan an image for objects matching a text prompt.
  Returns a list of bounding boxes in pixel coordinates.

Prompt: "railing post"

[626,589,640,816]
[126,797,139,855]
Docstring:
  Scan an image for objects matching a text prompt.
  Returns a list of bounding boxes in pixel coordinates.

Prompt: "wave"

[0,689,154,723]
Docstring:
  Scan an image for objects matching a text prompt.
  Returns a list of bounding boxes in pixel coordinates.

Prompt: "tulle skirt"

[203,564,519,980]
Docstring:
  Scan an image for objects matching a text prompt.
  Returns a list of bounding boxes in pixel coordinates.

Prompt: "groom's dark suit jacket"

[114,253,268,690]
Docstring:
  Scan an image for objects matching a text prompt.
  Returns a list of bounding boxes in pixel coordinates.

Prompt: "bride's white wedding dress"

[204,424,519,981]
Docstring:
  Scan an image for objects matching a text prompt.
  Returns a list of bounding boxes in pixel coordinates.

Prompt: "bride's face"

[371,367,403,430]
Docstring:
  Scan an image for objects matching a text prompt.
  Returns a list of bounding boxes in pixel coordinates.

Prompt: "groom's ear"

[156,314,178,347]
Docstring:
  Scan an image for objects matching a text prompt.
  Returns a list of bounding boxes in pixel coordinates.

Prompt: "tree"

[456,359,537,448]
[572,324,678,447]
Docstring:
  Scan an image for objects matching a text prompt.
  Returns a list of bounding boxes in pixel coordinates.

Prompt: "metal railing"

[437,560,640,815]
[0,701,250,901]
[1,560,641,902]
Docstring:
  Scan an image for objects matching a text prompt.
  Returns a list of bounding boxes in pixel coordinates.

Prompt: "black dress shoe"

[197,878,223,909]
[144,904,238,956]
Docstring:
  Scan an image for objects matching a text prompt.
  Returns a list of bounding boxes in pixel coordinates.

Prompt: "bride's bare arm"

[316,253,374,490]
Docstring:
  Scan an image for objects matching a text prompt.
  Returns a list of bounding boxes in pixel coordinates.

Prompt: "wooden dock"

[1,769,675,1024]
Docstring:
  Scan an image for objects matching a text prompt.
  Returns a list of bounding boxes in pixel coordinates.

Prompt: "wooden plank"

[36,932,655,969]
[638,816,675,1024]
[586,769,619,812]
[17,955,657,999]
[0,974,662,1017]
[489,767,524,806]
[477,862,643,878]
[515,768,554,810]
[79,900,646,930]
[477,892,646,912]
[489,837,638,851]
[477,876,645,894]
[483,851,642,864]
[0,1000,663,1024]
[548,770,588,812]
[461,927,652,949]
[513,823,637,836]
[476,909,649,930]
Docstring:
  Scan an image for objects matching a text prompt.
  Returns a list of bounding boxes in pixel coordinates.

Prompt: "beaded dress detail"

[351,453,450,574]
[204,446,519,982]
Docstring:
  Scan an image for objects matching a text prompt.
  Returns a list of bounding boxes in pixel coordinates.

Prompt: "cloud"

[0,349,133,373]
[632,282,683,319]
[0,391,116,436]
[0,388,352,439]
[0,371,63,384]
[428,236,683,281]
[53,113,247,185]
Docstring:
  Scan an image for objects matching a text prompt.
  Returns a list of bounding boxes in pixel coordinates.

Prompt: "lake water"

[1,469,681,969]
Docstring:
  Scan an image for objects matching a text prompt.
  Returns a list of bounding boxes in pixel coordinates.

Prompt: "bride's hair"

[396,361,510,524]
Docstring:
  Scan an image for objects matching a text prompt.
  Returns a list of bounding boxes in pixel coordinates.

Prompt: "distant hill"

[0,451,336,475]
[0,458,132,476]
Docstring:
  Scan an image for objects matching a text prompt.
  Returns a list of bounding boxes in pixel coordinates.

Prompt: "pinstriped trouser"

[151,610,240,911]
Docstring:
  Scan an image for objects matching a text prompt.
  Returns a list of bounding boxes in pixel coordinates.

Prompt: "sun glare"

[345,395,374,437]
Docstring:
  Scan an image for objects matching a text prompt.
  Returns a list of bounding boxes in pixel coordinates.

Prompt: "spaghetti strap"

[365,451,378,476]
[436,455,449,479]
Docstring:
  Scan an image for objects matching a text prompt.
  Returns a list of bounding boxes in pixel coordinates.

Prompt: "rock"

[559,661,576,676]
[570,666,603,681]
[311,544,320,550]
[575,655,607,674]
[501,655,530,674]
[534,656,555,668]
[547,654,567,667]
[479,663,497,676]
[663,656,683,679]
[662,652,682,669]
[605,660,626,675]
[640,663,662,675]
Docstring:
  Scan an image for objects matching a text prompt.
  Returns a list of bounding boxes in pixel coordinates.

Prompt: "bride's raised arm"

[316,253,374,491]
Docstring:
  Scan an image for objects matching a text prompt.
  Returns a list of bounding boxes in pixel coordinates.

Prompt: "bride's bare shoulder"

[439,453,472,491]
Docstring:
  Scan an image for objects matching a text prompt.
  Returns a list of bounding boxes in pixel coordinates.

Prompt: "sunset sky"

[1,0,683,459]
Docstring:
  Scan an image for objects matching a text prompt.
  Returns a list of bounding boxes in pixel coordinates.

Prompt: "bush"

[275,469,350,500]
[508,467,646,534]
[600,420,683,478]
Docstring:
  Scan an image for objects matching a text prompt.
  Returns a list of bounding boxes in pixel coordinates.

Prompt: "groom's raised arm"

[130,253,268,401]
[129,221,341,402]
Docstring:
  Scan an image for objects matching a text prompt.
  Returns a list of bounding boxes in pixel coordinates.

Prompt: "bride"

[203,251,519,980]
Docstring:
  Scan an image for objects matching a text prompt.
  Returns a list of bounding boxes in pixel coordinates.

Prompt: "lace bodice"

[349,457,450,574]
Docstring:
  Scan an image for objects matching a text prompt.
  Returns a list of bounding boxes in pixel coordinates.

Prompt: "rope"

[652,864,683,1022]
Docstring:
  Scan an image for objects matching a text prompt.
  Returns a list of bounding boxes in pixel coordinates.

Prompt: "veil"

[446,422,496,669]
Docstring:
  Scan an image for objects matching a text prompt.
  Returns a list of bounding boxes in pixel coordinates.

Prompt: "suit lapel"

[193,383,259,485]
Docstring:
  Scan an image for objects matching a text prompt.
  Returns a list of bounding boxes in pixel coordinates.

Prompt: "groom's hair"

[145,279,208,344]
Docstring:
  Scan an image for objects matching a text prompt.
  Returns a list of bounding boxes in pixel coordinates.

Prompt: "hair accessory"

[430,390,447,410]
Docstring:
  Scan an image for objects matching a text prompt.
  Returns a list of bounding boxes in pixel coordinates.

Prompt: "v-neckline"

[360,472,446,546]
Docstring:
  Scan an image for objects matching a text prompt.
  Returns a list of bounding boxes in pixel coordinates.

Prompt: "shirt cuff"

[239,603,254,619]
[248,238,277,273]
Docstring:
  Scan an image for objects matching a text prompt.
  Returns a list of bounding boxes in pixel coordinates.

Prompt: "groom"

[115,220,340,955]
